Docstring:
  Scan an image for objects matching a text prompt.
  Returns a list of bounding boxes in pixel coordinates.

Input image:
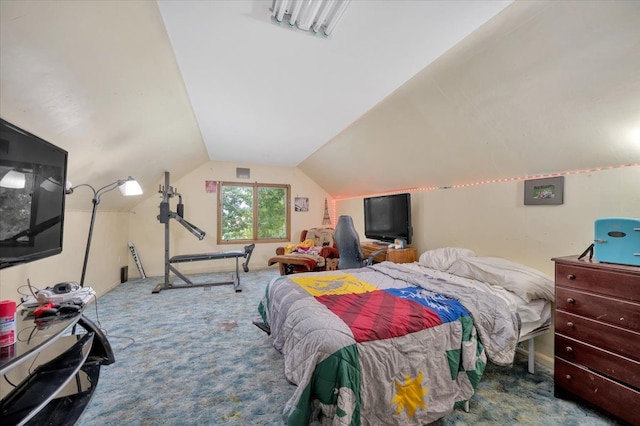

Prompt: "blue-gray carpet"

[77,268,623,425]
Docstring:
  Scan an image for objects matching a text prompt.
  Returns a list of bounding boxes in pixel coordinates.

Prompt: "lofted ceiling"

[156,0,514,166]
[300,0,640,197]
[0,0,206,210]
[1,1,639,209]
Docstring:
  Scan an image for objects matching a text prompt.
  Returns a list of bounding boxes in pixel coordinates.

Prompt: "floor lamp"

[66,176,143,287]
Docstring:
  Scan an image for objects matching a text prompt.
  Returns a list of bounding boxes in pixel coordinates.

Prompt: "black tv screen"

[364,193,412,245]
[0,118,68,269]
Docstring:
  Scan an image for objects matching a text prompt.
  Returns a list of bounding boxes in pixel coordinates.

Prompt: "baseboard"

[536,352,554,370]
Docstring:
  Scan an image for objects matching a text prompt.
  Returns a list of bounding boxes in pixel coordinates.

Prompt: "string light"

[330,198,337,225]
[332,162,638,200]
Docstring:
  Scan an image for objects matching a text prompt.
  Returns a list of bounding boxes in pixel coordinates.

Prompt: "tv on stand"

[363,193,412,245]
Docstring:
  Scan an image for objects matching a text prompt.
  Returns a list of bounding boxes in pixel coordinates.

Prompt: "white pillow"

[418,247,477,271]
[447,257,555,302]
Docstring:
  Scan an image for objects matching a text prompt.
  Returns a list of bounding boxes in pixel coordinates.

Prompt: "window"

[217,181,290,244]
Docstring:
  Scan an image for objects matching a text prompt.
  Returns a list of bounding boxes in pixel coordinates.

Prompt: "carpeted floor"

[76,268,623,426]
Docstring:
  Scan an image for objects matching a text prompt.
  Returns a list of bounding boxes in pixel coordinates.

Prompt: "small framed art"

[524,176,564,205]
[205,180,217,193]
[294,197,309,212]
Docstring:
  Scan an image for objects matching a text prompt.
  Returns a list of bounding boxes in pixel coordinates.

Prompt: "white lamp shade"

[0,170,26,189]
[119,179,143,196]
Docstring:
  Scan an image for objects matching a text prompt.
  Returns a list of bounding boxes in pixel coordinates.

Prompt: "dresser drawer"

[555,263,640,301]
[555,357,640,425]
[555,310,640,361]
[555,334,640,389]
[556,286,640,331]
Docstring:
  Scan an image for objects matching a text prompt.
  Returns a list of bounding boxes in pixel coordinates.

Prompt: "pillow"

[418,247,477,271]
[447,256,555,302]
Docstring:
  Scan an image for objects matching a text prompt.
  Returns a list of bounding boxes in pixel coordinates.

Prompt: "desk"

[0,310,114,425]
[361,243,417,264]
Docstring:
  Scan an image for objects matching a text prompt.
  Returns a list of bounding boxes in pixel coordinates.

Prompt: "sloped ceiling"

[157,0,513,166]
[300,1,640,197]
[1,1,639,209]
[0,1,206,210]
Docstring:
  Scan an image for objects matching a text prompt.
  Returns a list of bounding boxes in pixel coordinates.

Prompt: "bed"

[257,248,554,425]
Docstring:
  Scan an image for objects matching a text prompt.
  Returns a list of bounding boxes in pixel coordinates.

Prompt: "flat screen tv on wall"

[0,118,68,270]
[363,193,412,245]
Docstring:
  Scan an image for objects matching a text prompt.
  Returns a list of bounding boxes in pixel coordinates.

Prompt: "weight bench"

[153,244,254,293]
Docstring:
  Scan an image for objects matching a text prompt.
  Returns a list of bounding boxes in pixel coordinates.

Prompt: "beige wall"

[2,164,637,370]
[127,161,333,278]
[0,161,331,302]
[0,210,131,304]
[336,166,640,368]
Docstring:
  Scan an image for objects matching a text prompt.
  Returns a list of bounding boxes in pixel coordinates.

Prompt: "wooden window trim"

[217,181,291,244]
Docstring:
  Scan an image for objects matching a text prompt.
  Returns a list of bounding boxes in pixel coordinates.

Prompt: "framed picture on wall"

[295,197,309,212]
[524,176,564,205]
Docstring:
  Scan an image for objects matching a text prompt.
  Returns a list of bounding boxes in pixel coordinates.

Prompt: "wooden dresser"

[551,255,640,425]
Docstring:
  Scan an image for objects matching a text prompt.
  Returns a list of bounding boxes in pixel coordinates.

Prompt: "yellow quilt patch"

[392,371,427,419]
[291,273,378,297]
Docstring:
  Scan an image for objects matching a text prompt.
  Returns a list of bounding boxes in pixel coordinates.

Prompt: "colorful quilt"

[258,263,519,425]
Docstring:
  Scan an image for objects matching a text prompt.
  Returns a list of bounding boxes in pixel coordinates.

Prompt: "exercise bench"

[153,243,255,293]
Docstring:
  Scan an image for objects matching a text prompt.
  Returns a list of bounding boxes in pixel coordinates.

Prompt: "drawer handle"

[566,274,576,280]
[567,321,574,328]
[565,346,573,353]
[565,374,572,380]
[566,298,575,304]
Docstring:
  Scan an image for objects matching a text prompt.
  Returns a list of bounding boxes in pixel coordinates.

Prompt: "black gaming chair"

[333,215,386,270]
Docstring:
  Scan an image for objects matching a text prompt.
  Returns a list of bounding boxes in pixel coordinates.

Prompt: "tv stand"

[361,243,417,264]
[0,310,114,425]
